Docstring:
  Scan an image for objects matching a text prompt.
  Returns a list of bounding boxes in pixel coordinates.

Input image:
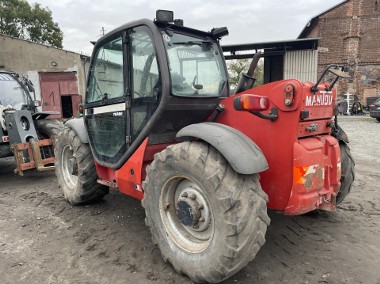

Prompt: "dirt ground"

[0,115,379,284]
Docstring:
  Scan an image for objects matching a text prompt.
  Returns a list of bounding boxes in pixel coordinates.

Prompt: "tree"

[0,0,63,48]
[227,58,264,89]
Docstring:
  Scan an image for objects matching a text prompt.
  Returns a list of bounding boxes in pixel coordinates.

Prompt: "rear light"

[234,94,270,111]
[370,103,375,108]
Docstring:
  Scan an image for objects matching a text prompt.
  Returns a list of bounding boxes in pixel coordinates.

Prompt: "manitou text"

[306,91,333,107]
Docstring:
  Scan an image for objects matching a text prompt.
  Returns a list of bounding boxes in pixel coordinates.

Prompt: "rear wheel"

[54,126,108,205]
[142,141,269,283]
[337,143,355,204]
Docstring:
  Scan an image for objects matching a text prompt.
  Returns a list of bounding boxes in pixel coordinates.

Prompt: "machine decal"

[113,111,123,116]
[305,91,333,107]
[162,34,171,42]
[293,164,324,189]
[86,103,126,115]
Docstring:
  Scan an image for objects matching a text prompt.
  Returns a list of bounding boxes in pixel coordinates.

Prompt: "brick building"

[299,0,380,105]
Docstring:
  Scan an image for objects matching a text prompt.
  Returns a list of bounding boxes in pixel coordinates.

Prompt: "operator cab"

[85,10,229,168]
[0,71,35,111]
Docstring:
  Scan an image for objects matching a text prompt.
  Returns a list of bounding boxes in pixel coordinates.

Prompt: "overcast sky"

[26,0,343,55]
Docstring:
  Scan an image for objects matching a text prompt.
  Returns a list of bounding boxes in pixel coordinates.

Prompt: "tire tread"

[55,126,108,205]
[337,143,355,204]
[142,141,269,283]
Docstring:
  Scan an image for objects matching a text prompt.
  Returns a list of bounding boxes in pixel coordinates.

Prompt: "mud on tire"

[54,126,108,205]
[337,143,355,204]
[142,141,270,283]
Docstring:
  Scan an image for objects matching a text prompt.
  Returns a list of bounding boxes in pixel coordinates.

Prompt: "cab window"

[86,36,124,104]
[85,35,127,164]
[162,32,228,97]
[130,27,160,139]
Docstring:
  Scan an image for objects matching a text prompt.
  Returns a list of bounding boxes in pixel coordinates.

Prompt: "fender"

[32,111,60,120]
[65,118,89,143]
[176,122,268,175]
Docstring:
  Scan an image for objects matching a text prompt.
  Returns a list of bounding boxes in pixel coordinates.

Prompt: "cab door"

[85,27,161,167]
[85,34,129,166]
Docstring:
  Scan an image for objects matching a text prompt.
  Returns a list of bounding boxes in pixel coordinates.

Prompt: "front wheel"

[34,119,63,139]
[142,141,270,283]
[54,126,108,205]
[34,119,63,159]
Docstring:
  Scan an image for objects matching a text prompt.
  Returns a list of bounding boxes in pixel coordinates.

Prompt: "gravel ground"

[0,115,379,284]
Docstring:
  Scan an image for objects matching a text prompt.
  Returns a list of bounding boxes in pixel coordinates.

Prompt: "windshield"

[0,73,28,109]
[162,31,228,97]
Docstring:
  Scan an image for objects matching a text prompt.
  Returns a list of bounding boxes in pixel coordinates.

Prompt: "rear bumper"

[284,136,341,215]
[370,109,380,118]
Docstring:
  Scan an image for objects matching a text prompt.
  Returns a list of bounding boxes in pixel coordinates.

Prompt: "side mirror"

[311,65,351,92]
[22,75,35,92]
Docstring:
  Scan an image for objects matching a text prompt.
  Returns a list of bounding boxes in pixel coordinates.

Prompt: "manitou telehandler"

[0,71,62,175]
[54,10,355,283]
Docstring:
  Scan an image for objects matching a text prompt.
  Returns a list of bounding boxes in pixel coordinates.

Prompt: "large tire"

[34,119,63,160]
[337,143,355,204]
[54,126,108,205]
[34,119,63,139]
[142,141,270,283]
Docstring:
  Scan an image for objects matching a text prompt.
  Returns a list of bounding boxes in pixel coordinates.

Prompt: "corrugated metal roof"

[222,38,319,59]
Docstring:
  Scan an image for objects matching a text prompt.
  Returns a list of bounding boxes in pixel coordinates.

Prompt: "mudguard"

[32,111,60,120]
[65,118,89,143]
[176,122,268,175]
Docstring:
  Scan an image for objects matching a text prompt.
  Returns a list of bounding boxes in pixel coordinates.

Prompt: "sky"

[26,0,344,56]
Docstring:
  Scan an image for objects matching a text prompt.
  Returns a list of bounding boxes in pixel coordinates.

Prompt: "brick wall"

[306,0,380,99]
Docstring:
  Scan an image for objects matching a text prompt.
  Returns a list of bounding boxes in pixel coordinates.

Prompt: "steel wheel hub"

[61,145,78,190]
[160,177,214,253]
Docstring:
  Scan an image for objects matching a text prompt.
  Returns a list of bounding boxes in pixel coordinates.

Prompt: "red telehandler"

[54,10,354,283]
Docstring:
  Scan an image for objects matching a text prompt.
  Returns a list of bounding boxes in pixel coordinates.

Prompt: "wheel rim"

[160,176,214,253]
[61,145,78,190]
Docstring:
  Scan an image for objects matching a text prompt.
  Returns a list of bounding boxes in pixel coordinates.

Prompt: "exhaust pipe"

[234,51,262,94]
